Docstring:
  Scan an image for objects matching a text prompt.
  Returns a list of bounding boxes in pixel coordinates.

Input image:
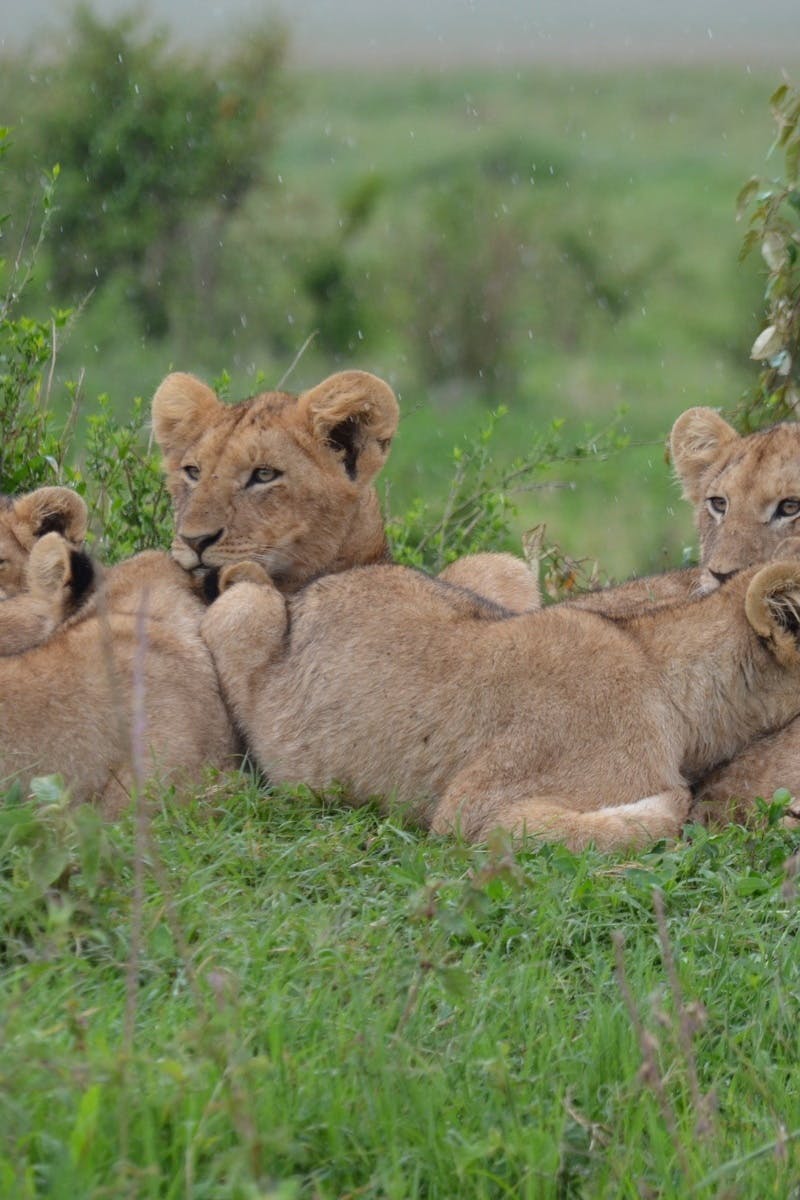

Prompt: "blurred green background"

[0,4,792,577]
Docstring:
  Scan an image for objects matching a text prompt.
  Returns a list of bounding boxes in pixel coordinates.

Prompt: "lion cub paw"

[218,561,273,593]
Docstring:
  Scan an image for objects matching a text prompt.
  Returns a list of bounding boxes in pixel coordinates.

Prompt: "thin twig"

[120,588,151,1167]
[275,329,318,390]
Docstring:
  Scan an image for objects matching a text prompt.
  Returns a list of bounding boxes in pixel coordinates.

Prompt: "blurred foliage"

[388,405,627,574]
[0,132,77,493]
[737,79,800,429]
[406,178,524,396]
[0,16,793,575]
[13,5,286,338]
[0,131,172,556]
[83,394,172,561]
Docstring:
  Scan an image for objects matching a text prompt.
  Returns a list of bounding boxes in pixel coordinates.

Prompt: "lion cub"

[0,487,91,654]
[568,406,800,616]
[0,550,239,815]
[153,368,539,611]
[200,559,800,853]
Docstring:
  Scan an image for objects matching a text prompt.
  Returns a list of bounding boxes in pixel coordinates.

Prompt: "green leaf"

[735,175,760,221]
[69,1084,102,1166]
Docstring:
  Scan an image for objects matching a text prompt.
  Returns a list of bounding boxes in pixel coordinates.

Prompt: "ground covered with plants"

[2,11,800,1196]
[2,785,800,1198]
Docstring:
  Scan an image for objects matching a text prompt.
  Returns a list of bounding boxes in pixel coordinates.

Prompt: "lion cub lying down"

[0,551,239,814]
[0,487,90,654]
[201,559,800,853]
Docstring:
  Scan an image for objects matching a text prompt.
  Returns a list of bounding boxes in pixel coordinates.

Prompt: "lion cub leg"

[200,562,289,723]
[439,552,540,612]
[432,768,690,853]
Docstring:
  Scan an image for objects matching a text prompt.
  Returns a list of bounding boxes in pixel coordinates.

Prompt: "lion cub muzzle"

[175,528,224,566]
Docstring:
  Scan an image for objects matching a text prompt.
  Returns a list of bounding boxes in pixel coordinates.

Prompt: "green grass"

[3,60,799,1196]
[2,779,799,1197]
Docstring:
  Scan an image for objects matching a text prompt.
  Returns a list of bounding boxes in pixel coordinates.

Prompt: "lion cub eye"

[774,498,800,520]
[706,496,727,516]
[182,464,200,482]
[247,467,282,486]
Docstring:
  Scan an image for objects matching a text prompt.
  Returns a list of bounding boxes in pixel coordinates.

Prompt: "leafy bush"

[388,405,626,574]
[20,5,286,337]
[0,131,171,554]
[738,80,800,428]
[0,133,78,493]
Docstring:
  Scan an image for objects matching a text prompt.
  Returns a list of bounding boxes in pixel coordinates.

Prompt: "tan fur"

[1,532,98,655]
[152,369,538,618]
[200,559,800,853]
[438,552,540,611]
[0,370,411,811]
[563,409,800,615]
[0,488,89,653]
[564,566,706,616]
[152,369,399,592]
[660,410,800,824]
[671,408,800,585]
[0,551,239,814]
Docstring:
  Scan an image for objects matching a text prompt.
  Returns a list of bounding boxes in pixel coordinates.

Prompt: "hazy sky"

[0,0,797,65]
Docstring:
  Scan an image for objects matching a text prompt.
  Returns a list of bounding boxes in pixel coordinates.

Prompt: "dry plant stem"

[653,890,715,1140]
[612,929,692,1181]
[690,1127,800,1192]
[275,329,318,390]
[120,590,150,1170]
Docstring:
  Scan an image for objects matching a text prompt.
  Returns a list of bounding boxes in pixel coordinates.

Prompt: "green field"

[2,785,799,1197]
[4,60,783,576]
[3,47,800,1198]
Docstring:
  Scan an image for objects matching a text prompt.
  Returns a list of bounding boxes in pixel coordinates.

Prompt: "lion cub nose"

[181,530,223,557]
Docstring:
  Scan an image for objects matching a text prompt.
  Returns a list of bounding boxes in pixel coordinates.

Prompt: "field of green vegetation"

[2,785,800,1197]
[3,11,800,1195]
[0,19,788,576]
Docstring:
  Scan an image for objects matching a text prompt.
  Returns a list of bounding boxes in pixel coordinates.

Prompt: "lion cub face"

[671,409,800,588]
[0,486,88,599]
[153,370,399,592]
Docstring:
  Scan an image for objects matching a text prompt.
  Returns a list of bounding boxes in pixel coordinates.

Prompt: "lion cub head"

[671,408,800,588]
[0,486,88,599]
[152,370,399,592]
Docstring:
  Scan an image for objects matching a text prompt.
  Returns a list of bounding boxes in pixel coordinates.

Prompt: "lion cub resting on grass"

[0,550,239,815]
[201,559,800,853]
[0,486,91,654]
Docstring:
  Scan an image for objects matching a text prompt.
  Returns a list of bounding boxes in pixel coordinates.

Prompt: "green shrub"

[0,130,171,554]
[20,5,286,338]
[737,80,800,428]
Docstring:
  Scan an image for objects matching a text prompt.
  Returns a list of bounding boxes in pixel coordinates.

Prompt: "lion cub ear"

[26,531,98,611]
[15,486,88,544]
[670,408,739,504]
[26,531,72,598]
[299,370,399,484]
[746,561,800,664]
[152,373,220,457]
